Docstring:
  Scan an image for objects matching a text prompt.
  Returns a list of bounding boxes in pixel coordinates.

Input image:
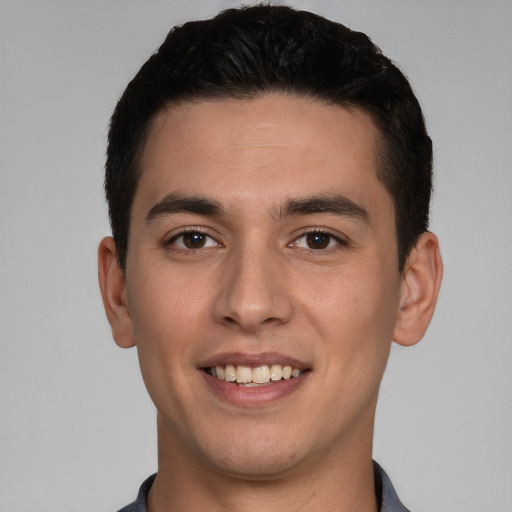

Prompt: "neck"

[148,414,379,512]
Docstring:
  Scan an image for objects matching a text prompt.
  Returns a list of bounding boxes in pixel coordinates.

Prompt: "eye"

[292,231,344,250]
[169,231,219,250]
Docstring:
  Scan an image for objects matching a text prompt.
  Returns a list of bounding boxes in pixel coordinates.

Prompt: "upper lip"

[199,351,309,370]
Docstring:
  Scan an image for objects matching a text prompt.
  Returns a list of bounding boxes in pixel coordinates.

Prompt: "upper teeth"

[210,364,302,384]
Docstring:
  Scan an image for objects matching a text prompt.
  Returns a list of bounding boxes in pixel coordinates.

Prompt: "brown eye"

[170,231,219,250]
[306,232,331,249]
[182,232,206,248]
[290,231,344,251]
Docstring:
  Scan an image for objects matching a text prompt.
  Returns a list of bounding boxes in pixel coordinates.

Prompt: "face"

[118,95,405,479]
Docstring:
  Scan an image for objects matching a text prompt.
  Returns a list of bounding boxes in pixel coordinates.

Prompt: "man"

[98,5,442,511]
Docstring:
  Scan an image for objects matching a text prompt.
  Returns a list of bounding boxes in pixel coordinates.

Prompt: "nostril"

[212,262,294,330]
[222,313,288,332]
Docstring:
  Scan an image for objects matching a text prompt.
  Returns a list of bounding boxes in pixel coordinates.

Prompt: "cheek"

[128,258,212,332]
[126,266,210,387]
[128,290,204,426]
[301,262,401,393]
[304,262,400,334]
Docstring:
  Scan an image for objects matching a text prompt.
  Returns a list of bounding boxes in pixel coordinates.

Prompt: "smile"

[206,364,304,386]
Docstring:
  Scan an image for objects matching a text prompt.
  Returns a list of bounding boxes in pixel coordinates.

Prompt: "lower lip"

[201,371,309,406]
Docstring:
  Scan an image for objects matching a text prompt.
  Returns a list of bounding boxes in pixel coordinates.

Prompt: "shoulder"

[374,461,411,512]
[116,474,156,512]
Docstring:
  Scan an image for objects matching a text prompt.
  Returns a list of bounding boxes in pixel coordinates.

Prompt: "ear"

[98,236,135,348]
[393,232,443,346]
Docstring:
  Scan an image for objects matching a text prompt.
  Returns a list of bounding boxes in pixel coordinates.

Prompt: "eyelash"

[163,228,348,254]
[165,228,221,252]
[290,229,348,253]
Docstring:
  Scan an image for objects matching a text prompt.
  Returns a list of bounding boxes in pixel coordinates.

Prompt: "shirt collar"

[120,461,410,512]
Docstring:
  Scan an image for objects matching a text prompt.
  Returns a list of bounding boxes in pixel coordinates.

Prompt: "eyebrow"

[146,193,224,223]
[146,192,369,225]
[279,194,369,224]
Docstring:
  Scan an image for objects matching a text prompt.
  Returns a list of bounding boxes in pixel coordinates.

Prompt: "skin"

[99,94,442,512]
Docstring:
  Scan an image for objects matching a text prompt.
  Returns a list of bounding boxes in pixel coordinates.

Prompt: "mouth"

[199,352,310,405]
[204,364,305,387]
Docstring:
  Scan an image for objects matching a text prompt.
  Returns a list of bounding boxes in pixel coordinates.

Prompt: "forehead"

[136,94,390,216]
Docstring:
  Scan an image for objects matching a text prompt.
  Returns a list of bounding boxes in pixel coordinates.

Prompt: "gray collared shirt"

[117,461,410,512]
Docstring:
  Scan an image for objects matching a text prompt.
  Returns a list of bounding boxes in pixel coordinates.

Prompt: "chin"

[196,429,306,481]
[209,451,301,481]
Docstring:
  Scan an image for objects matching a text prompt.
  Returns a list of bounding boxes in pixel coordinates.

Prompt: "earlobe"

[393,232,443,347]
[98,236,136,348]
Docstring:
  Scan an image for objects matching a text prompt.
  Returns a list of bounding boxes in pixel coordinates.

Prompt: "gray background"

[1,0,511,510]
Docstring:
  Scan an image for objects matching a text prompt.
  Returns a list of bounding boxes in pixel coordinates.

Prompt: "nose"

[213,243,294,332]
